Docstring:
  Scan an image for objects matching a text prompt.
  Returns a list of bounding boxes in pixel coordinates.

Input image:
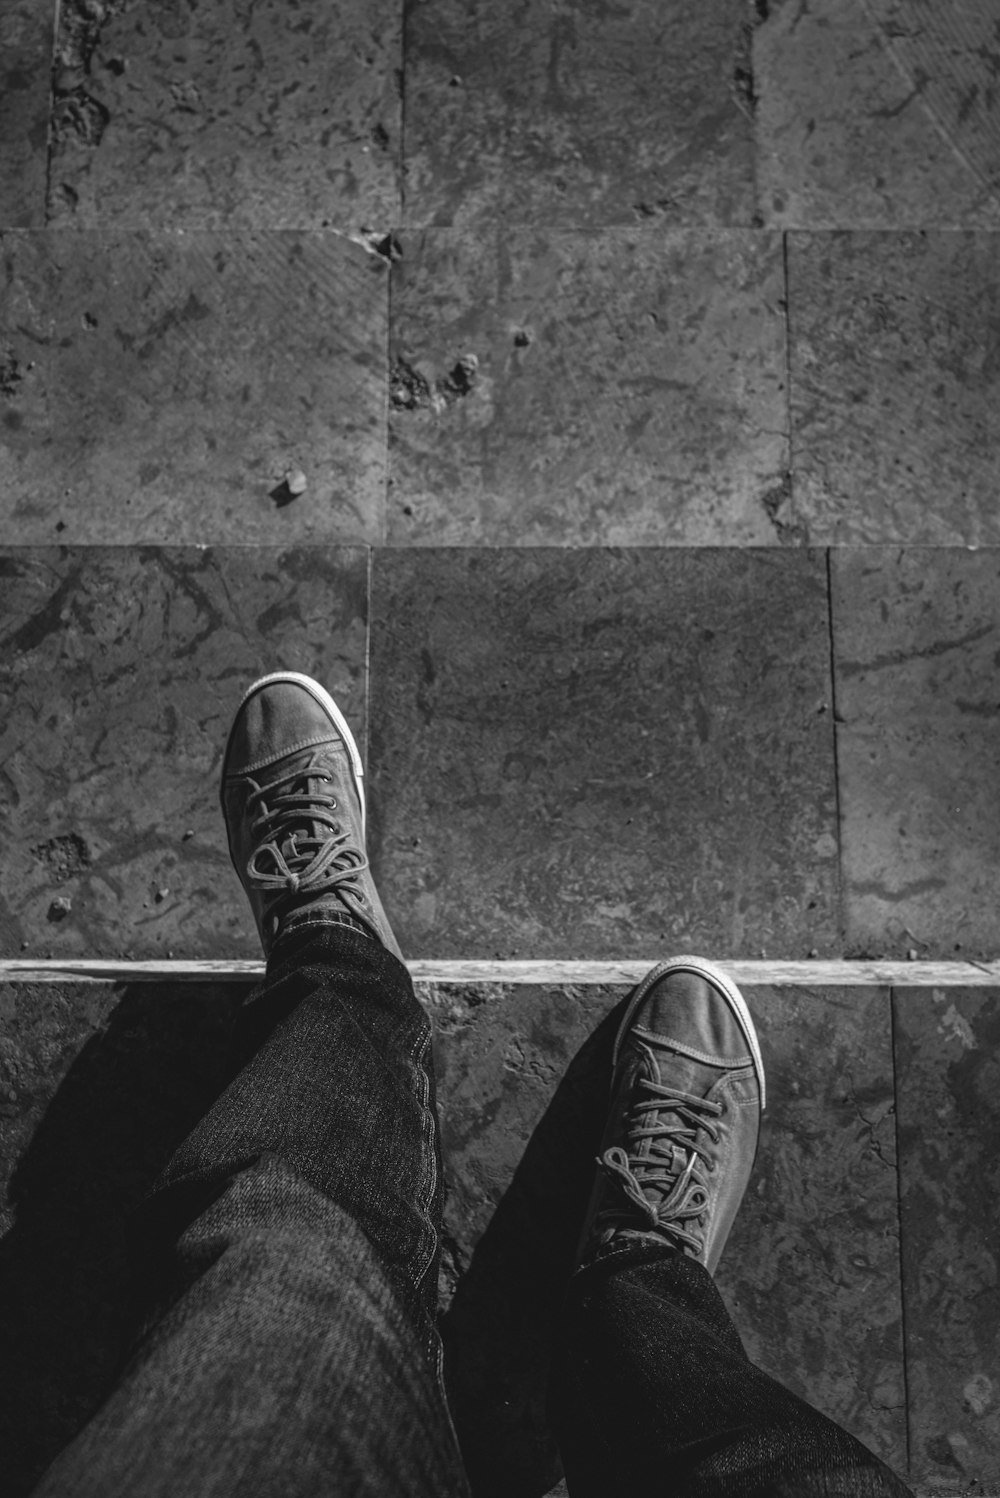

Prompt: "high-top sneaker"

[577,956,765,1275]
[220,672,403,961]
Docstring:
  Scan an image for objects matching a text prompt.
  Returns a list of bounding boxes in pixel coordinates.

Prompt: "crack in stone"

[760,473,808,545]
[51,0,130,151]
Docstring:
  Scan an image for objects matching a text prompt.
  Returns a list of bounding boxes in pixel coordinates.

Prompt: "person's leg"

[31,673,470,1498]
[550,957,914,1498]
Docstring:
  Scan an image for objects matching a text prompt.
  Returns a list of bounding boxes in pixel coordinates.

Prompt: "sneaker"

[577,956,765,1276]
[220,671,402,961]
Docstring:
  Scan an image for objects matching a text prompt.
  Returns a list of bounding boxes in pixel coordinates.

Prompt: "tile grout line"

[888,982,915,1479]
[825,546,846,955]
[380,0,401,556]
[380,225,392,549]
[397,0,408,227]
[43,0,61,223]
[779,226,800,551]
[364,544,373,776]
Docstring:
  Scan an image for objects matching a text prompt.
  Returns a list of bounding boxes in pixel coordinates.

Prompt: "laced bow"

[596,1079,722,1254]
[244,758,368,897]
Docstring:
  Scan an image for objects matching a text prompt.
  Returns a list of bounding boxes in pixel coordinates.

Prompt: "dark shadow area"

[440,993,629,1498]
[0,982,249,1497]
[1,974,629,1498]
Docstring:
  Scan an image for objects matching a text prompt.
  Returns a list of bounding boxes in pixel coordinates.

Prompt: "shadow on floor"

[441,996,627,1498]
[0,983,246,1497]
[0,978,630,1498]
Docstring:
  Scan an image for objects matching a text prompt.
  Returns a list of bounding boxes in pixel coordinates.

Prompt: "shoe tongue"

[641,1044,730,1102]
[656,1141,691,1177]
[277,827,310,874]
[265,763,333,881]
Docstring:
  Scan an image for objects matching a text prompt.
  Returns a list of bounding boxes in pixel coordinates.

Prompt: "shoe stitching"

[278,913,376,940]
[225,734,343,778]
[632,1028,754,1070]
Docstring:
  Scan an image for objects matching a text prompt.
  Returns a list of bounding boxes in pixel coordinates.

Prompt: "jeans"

[30,924,914,1498]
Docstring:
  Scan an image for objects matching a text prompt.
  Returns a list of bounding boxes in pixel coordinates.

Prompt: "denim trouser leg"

[551,1245,915,1498]
[31,924,471,1498]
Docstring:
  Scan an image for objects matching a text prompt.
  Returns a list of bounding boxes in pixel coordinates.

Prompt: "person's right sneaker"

[576,956,766,1276]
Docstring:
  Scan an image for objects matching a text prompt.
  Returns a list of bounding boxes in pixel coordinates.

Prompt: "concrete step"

[0,968,996,1491]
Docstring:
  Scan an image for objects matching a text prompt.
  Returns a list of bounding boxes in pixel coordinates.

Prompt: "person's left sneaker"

[220,671,403,961]
[576,955,765,1276]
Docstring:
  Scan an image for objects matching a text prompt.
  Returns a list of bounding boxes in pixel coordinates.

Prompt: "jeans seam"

[409,1026,440,1301]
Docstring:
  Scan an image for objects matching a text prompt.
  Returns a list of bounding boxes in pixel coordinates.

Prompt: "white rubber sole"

[615,954,766,1110]
[229,671,367,837]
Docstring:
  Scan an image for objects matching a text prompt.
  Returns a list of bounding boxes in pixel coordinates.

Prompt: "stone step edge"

[2,959,999,987]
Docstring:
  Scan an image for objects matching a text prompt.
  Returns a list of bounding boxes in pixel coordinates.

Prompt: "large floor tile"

[46,0,400,228]
[789,232,1000,545]
[832,549,1000,960]
[369,549,840,960]
[863,0,1000,215]
[388,229,790,545]
[0,0,53,229]
[0,547,367,959]
[402,0,755,230]
[894,986,1000,1489]
[431,979,905,1494]
[755,0,1000,228]
[0,230,387,543]
[721,984,906,1471]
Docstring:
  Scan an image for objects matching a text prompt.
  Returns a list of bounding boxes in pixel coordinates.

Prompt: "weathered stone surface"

[403,0,755,230]
[755,0,1000,228]
[0,0,53,229]
[0,979,246,1497]
[370,548,840,959]
[431,979,905,1494]
[719,984,906,1470]
[388,229,790,545]
[0,547,367,960]
[0,230,387,543]
[831,548,1000,961]
[862,0,1000,211]
[894,986,1000,1490]
[46,0,401,229]
[789,232,1000,545]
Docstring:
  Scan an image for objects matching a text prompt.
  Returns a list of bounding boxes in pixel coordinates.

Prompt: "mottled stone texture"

[894,986,1000,1489]
[0,547,367,960]
[402,0,755,229]
[719,985,905,1469]
[755,0,1000,228]
[431,980,905,1495]
[0,0,53,229]
[369,549,840,960]
[862,0,1000,210]
[831,549,1000,961]
[0,230,388,544]
[0,979,246,1497]
[388,229,790,545]
[789,233,1000,545]
[47,0,401,229]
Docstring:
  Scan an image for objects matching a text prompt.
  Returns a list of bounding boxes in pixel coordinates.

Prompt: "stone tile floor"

[1,0,999,1493]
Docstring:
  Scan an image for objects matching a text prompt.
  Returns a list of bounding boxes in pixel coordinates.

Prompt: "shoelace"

[596,1080,723,1254]
[245,758,369,897]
